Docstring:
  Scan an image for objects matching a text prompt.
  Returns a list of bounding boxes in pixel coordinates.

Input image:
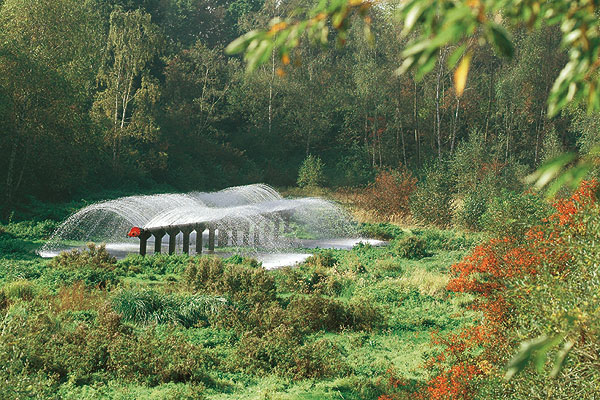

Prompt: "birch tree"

[94,8,162,165]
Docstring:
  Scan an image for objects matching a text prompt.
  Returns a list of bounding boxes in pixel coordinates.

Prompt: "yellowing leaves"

[453,51,472,97]
[268,22,288,35]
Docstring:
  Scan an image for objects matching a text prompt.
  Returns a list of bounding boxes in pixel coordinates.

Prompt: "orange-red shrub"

[411,180,598,400]
[355,168,417,219]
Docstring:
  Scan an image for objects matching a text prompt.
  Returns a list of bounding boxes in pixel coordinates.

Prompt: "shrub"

[418,229,479,251]
[410,163,453,226]
[232,324,300,375]
[305,250,338,268]
[0,236,28,256]
[355,168,417,219]
[184,256,277,306]
[480,190,551,238]
[107,326,214,386]
[3,280,37,301]
[50,243,116,271]
[0,290,7,311]
[2,220,58,240]
[44,245,119,288]
[0,302,216,389]
[112,289,228,328]
[297,154,326,188]
[454,190,489,230]
[42,267,119,290]
[347,295,385,330]
[420,181,600,399]
[392,236,428,259]
[279,264,342,296]
[285,294,383,333]
[57,282,102,312]
[232,324,348,379]
[285,295,349,333]
[119,254,190,275]
[292,338,349,380]
[359,222,405,240]
[223,254,260,268]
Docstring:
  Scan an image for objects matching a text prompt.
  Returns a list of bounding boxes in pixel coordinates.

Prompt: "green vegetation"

[0,215,479,399]
[4,0,600,216]
[297,155,326,188]
[3,0,600,398]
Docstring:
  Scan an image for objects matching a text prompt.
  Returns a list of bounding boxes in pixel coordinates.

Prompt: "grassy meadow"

[0,196,483,399]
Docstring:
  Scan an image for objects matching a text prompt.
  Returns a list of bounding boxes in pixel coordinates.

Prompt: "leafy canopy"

[226,0,600,119]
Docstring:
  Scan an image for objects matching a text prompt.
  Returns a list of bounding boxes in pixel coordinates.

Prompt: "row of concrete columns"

[138,217,290,256]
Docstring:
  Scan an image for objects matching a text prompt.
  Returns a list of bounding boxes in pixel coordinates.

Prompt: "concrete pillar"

[231,229,238,246]
[282,214,290,234]
[208,226,215,251]
[182,229,192,255]
[273,218,281,240]
[139,230,151,256]
[242,224,250,246]
[168,229,179,255]
[217,226,227,247]
[153,230,165,254]
[195,225,204,255]
[256,224,262,245]
[248,224,255,246]
[255,222,262,246]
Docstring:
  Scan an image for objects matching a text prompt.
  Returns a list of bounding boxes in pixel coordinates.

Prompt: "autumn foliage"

[377,181,599,400]
[355,168,417,220]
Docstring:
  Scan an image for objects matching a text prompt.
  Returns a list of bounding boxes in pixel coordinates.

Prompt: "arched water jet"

[39,184,362,259]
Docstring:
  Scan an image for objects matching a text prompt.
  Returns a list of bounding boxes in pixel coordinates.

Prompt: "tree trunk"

[113,69,122,163]
[268,50,274,135]
[451,96,460,153]
[5,136,18,206]
[413,79,420,165]
[14,135,32,202]
[435,48,446,161]
[484,66,494,142]
[399,110,407,166]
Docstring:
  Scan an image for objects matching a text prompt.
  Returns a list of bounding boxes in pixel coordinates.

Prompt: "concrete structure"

[134,213,291,256]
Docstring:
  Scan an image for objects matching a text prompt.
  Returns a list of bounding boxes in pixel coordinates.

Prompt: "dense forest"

[2,0,600,399]
[2,0,597,213]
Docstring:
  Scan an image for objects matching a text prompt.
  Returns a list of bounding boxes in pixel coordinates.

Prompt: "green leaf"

[524,152,576,189]
[447,43,468,69]
[505,335,554,380]
[533,335,562,373]
[246,40,272,73]
[226,30,262,55]
[486,23,514,58]
[546,163,592,198]
[402,39,432,58]
[415,51,437,80]
[402,2,426,36]
[550,340,574,378]
[395,56,415,76]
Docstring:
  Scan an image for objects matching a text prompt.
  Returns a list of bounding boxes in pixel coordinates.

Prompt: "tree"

[226,0,600,383]
[226,0,600,118]
[94,8,162,166]
[0,0,105,208]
